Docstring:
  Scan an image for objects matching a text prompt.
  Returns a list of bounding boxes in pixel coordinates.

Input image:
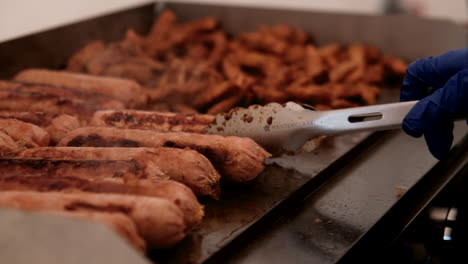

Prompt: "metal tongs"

[205,101,418,153]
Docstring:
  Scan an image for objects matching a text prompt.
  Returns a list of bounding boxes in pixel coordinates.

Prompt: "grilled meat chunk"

[67,40,106,72]
[0,112,80,144]
[0,118,50,148]
[0,131,21,156]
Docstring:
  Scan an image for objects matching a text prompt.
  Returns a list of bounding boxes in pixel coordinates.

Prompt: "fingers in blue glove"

[401,48,468,102]
[423,120,454,160]
[402,69,468,159]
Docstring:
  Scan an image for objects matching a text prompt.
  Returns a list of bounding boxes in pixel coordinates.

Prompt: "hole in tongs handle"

[348,112,383,123]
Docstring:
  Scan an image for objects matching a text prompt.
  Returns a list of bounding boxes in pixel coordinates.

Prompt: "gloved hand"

[401,48,468,160]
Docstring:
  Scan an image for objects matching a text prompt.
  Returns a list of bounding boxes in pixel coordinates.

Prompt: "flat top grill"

[0,3,466,264]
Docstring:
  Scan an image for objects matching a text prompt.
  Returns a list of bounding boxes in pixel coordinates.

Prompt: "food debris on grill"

[395,186,407,197]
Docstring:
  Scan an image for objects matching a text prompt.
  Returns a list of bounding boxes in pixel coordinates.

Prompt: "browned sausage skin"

[19,147,221,198]
[48,210,147,252]
[14,69,147,108]
[0,175,203,229]
[91,110,214,133]
[58,127,271,183]
[0,191,186,248]
[0,158,168,182]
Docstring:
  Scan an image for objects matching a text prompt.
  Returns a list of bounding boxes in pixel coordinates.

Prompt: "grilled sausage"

[0,111,59,126]
[0,175,203,228]
[0,112,81,144]
[0,191,186,248]
[0,81,124,119]
[14,69,147,108]
[90,110,214,133]
[0,80,125,109]
[0,158,168,182]
[58,127,271,182]
[20,147,221,198]
[48,211,146,252]
[0,119,50,148]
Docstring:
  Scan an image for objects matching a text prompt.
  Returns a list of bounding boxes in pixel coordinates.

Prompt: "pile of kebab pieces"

[0,69,271,253]
[67,10,407,115]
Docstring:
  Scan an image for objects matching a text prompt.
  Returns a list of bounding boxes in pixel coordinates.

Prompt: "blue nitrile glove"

[400,48,468,160]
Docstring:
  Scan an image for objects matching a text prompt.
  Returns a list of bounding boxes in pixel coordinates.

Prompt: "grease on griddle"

[395,186,407,197]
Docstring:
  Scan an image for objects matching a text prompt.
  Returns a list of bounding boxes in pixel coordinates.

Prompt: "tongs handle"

[312,101,418,136]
